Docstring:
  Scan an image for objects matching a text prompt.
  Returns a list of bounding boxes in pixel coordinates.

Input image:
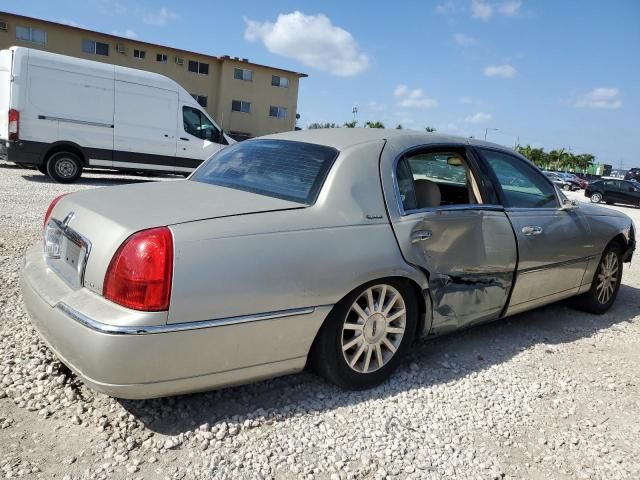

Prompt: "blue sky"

[4,0,640,167]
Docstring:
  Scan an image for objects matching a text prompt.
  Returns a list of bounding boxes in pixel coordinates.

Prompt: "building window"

[188,60,209,75]
[16,26,47,45]
[82,39,109,56]
[156,53,168,63]
[231,100,252,114]
[191,94,208,108]
[271,75,289,88]
[269,106,288,119]
[133,49,146,59]
[234,68,252,81]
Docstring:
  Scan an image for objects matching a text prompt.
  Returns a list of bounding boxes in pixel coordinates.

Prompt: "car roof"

[258,128,512,152]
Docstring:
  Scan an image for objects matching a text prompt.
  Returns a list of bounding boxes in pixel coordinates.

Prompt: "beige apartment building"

[0,11,306,139]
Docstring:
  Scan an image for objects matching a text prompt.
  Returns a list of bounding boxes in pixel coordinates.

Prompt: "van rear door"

[113,80,178,172]
[0,49,13,141]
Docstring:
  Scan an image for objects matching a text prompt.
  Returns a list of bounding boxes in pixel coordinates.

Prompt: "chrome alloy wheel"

[55,157,78,178]
[341,284,406,374]
[596,251,619,304]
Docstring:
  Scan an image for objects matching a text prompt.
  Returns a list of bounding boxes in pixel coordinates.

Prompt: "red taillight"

[8,109,19,141]
[43,194,69,229]
[103,227,173,311]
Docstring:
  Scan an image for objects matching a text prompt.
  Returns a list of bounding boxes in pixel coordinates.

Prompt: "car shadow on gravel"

[119,283,640,436]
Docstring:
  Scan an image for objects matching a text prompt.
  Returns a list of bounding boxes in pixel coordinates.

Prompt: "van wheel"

[46,152,83,183]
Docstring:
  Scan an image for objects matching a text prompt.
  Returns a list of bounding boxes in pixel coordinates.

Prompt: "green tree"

[343,120,357,128]
[395,124,403,129]
[365,121,385,128]
[308,122,339,129]
[425,126,437,132]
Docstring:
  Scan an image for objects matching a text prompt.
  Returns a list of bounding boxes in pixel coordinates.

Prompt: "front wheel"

[310,279,418,389]
[573,244,623,314]
[563,184,571,191]
[590,192,602,203]
[46,152,83,183]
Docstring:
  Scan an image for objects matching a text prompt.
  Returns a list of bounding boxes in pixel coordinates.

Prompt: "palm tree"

[395,124,403,129]
[425,126,437,132]
[365,121,385,128]
[343,120,357,128]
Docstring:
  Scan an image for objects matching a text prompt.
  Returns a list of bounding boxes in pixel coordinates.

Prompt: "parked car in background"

[21,130,635,399]
[586,179,640,207]
[0,47,233,183]
[556,172,588,189]
[543,171,578,191]
[625,168,640,182]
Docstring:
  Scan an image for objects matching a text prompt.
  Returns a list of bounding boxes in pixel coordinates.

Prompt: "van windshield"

[190,139,339,204]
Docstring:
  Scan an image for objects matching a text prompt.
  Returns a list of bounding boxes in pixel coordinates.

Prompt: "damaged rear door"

[381,140,517,334]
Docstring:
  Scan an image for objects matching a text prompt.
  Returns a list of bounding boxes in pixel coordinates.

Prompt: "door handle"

[179,137,189,141]
[411,230,432,243]
[521,225,543,236]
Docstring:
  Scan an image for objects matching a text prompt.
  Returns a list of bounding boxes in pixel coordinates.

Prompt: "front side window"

[481,149,557,208]
[231,100,251,113]
[191,140,338,204]
[271,75,289,88]
[182,106,219,141]
[82,39,109,56]
[234,68,252,81]
[16,26,47,45]
[133,49,146,59]
[269,106,288,119]
[156,53,168,63]
[396,150,480,212]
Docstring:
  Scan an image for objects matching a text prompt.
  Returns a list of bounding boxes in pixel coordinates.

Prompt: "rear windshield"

[191,139,339,204]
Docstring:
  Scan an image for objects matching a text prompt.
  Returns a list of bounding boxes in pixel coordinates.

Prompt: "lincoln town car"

[21,129,635,398]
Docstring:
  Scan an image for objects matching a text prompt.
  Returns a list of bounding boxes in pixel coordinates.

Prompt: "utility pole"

[352,105,358,124]
[484,127,498,141]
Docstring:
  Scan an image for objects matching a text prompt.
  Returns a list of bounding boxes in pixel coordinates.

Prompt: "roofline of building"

[0,10,309,78]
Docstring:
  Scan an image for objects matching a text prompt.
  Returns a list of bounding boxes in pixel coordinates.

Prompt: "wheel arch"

[42,141,88,166]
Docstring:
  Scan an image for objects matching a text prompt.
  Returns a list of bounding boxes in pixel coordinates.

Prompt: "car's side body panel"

[168,139,429,324]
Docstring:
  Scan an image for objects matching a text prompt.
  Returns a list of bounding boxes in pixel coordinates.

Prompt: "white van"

[0,46,233,183]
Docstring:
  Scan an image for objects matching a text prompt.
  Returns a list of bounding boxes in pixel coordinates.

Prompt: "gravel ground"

[1,162,639,480]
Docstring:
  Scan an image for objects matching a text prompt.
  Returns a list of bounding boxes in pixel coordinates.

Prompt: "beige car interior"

[408,152,483,209]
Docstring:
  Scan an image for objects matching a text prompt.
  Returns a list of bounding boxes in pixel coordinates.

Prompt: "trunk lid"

[48,180,305,294]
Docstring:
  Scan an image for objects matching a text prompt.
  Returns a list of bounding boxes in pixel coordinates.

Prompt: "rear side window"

[191,140,338,204]
[481,149,557,208]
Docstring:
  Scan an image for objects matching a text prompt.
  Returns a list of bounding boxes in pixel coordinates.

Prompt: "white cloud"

[575,88,621,109]
[471,0,493,20]
[244,12,369,77]
[465,112,492,123]
[484,64,517,78]
[436,0,461,14]
[367,101,386,112]
[453,33,477,47]
[143,7,179,26]
[112,29,138,39]
[498,0,522,16]
[394,84,438,109]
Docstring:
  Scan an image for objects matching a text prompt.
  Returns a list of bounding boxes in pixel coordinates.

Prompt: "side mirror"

[561,198,579,211]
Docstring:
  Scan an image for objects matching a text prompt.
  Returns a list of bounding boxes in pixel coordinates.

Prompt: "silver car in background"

[21,129,635,398]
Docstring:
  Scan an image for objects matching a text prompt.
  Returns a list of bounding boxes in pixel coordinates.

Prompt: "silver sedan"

[21,129,636,398]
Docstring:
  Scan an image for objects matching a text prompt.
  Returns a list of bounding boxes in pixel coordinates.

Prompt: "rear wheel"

[310,279,417,389]
[573,243,623,314]
[46,151,83,183]
[590,192,602,203]
[562,184,571,191]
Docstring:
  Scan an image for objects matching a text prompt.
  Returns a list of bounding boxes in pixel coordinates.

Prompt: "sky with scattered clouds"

[3,0,639,167]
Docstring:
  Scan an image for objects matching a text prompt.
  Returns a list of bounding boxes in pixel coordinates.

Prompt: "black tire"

[590,192,602,203]
[573,243,623,314]
[310,278,418,389]
[37,163,48,175]
[46,151,82,183]
[562,184,571,191]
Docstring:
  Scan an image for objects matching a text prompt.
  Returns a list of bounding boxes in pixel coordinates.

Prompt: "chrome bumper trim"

[55,302,317,335]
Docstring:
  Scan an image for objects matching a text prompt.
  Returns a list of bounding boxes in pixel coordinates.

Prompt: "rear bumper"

[4,140,44,166]
[21,245,330,399]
